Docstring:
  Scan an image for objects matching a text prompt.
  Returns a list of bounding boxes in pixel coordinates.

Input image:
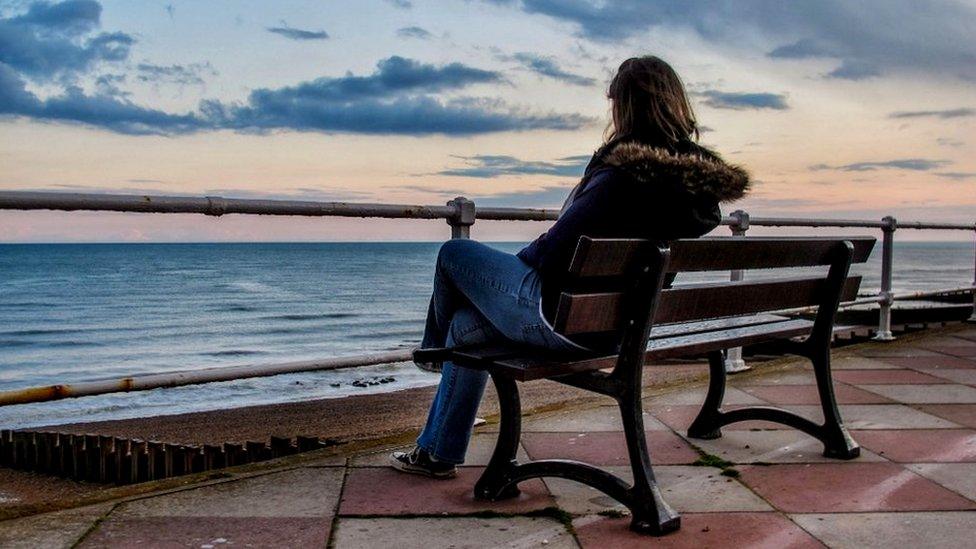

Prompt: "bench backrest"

[553,236,875,344]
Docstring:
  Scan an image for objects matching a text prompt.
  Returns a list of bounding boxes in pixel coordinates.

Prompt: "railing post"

[446,196,475,239]
[725,210,751,373]
[969,227,976,322]
[873,215,897,340]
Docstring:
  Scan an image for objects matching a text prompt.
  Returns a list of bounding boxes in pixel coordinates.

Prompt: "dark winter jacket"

[517,139,750,328]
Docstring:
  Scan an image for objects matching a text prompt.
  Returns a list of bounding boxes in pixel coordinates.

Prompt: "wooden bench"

[415,235,875,536]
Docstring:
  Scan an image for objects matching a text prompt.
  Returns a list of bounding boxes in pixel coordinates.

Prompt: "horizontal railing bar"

[0,349,412,407]
[0,191,456,220]
[1,191,974,231]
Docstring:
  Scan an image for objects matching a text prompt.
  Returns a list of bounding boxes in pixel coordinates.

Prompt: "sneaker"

[414,360,443,373]
[413,348,445,373]
[390,446,457,479]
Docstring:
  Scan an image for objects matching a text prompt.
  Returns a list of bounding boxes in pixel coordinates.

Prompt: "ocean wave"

[204,350,269,357]
[266,312,359,321]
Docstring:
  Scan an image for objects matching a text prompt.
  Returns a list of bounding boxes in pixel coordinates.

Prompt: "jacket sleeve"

[517,169,618,278]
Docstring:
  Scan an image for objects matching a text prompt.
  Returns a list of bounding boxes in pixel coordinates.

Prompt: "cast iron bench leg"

[474,370,680,536]
[474,372,522,501]
[687,351,727,439]
[809,348,860,459]
[616,384,681,534]
[686,349,860,460]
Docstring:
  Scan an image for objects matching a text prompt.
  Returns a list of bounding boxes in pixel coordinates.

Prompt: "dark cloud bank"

[486,0,976,80]
[0,1,589,136]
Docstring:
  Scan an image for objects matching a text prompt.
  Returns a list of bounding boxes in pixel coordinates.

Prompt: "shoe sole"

[390,458,457,479]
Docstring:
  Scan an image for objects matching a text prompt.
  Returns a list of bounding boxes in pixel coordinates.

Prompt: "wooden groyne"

[0,430,338,484]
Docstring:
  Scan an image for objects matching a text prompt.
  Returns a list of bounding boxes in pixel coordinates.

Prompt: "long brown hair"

[605,56,698,148]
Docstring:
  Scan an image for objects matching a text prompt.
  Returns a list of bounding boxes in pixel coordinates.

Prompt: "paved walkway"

[1,325,975,548]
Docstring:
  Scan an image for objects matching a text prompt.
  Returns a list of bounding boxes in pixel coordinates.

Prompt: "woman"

[392,56,749,478]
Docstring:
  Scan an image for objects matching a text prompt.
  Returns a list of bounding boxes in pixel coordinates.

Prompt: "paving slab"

[732,370,817,385]
[350,434,530,466]
[737,462,976,512]
[682,430,885,464]
[907,463,976,501]
[827,356,904,369]
[791,511,976,549]
[855,347,944,358]
[921,346,976,358]
[877,356,976,370]
[574,512,824,549]
[339,467,553,515]
[521,431,699,466]
[517,406,669,432]
[543,465,771,515]
[649,404,790,432]
[740,384,892,405]
[852,429,976,462]
[0,504,111,549]
[81,516,329,548]
[916,368,976,385]
[831,369,950,385]
[916,404,976,428]
[781,404,961,429]
[859,383,976,403]
[332,516,577,548]
[646,386,765,406]
[115,467,344,518]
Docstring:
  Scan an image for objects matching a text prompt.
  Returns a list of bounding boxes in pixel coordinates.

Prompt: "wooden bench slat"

[477,318,815,381]
[555,275,860,335]
[568,236,874,278]
[654,275,861,325]
[647,314,793,340]
[668,237,875,272]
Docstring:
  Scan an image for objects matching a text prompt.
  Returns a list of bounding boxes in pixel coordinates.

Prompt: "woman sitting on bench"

[392,55,749,478]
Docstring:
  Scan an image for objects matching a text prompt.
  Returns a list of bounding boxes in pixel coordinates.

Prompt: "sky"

[0,0,973,242]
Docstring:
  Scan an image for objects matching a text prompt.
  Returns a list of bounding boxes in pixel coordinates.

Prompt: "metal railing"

[0,190,974,406]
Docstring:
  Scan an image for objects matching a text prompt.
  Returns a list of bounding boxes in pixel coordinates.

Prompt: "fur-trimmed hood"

[601,141,750,203]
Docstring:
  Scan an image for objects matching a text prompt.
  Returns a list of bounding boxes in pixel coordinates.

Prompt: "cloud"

[889,108,975,120]
[486,0,976,80]
[136,62,216,86]
[0,0,134,80]
[266,24,329,41]
[200,56,590,135]
[437,154,590,178]
[386,0,412,8]
[397,26,432,39]
[9,0,101,32]
[1,3,589,136]
[697,90,789,111]
[509,52,595,86]
[936,137,965,148]
[2,50,589,135]
[810,159,952,172]
[935,172,976,181]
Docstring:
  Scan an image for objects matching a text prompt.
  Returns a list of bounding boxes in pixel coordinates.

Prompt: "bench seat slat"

[457,318,814,381]
[647,314,793,339]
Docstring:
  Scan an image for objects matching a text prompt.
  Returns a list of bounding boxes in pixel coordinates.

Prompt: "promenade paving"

[1,324,975,548]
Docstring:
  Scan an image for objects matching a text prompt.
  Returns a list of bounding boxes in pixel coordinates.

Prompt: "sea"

[0,241,972,429]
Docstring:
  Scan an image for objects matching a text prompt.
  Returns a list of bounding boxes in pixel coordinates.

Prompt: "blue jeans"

[416,239,580,464]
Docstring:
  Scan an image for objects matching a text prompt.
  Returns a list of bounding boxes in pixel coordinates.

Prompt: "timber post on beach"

[447,196,476,239]
[724,209,751,373]
[873,215,897,341]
